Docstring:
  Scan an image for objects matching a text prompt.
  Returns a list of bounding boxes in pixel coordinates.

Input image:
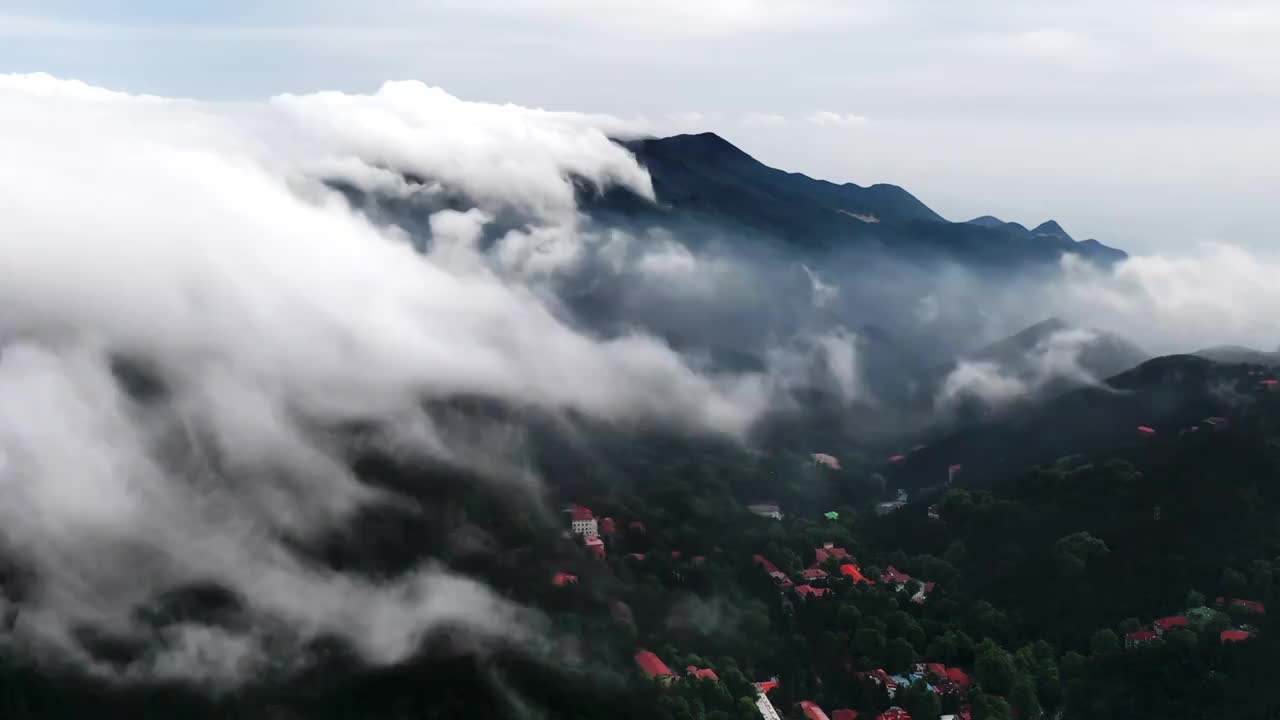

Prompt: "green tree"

[1185,589,1206,608]
[853,628,886,661]
[1053,531,1109,576]
[885,637,917,674]
[1117,618,1140,635]
[975,640,1017,695]
[971,692,1013,720]
[736,698,758,720]
[1009,677,1041,720]
[899,679,942,720]
[1089,629,1120,656]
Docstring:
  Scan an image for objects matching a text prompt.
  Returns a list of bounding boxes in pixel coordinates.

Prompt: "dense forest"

[2,360,1280,719]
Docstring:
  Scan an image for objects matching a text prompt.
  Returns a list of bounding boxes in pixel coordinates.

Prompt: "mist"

[2,72,1277,690]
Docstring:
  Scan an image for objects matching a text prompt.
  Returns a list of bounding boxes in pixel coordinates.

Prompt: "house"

[927,504,941,521]
[1204,416,1230,430]
[756,689,783,720]
[879,708,912,720]
[814,542,851,564]
[1229,599,1266,615]
[813,453,842,470]
[552,572,578,586]
[686,665,719,681]
[802,567,830,581]
[599,517,617,535]
[1221,629,1253,643]
[626,552,646,561]
[584,535,606,559]
[1125,630,1159,649]
[881,566,913,589]
[635,650,674,682]
[947,463,962,485]
[755,679,780,694]
[824,511,841,521]
[747,503,784,521]
[794,584,828,600]
[1263,379,1279,391]
[1153,615,1189,634]
[800,700,831,720]
[925,663,947,677]
[945,667,970,688]
[911,581,937,604]
[876,501,907,516]
[888,454,906,463]
[841,563,874,584]
[568,504,598,537]
[1137,425,1156,436]
[832,711,860,720]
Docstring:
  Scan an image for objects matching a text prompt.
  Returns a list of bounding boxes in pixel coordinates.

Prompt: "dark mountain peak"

[966,215,1007,228]
[631,132,757,164]
[1032,220,1072,240]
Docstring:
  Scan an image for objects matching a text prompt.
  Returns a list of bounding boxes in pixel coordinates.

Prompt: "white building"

[755,692,782,720]
[747,503,784,521]
[568,504,598,537]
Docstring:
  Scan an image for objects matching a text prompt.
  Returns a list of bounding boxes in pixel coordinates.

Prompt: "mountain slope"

[595,132,1128,266]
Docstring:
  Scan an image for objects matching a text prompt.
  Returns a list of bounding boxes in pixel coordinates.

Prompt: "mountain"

[1195,344,1280,366]
[594,133,1128,266]
[896,354,1263,489]
[966,317,1148,382]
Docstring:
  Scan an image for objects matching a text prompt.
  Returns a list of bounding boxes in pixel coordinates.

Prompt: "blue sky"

[3,0,1278,253]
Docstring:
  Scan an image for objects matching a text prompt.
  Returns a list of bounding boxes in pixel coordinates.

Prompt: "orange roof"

[635,650,673,677]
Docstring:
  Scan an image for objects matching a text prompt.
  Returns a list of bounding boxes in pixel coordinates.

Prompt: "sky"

[1,0,1278,253]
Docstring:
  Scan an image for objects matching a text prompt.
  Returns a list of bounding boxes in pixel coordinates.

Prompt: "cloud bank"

[0,73,772,684]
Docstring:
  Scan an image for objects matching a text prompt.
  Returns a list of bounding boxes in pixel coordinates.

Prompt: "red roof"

[833,710,860,720]
[686,665,719,681]
[802,567,829,579]
[800,701,831,720]
[879,708,912,720]
[1137,425,1156,435]
[795,584,828,598]
[635,651,673,677]
[770,571,795,588]
[815,545,851,563]
[945,667,970,687]
[552,572,577,586]
[1127,630,1158,642]
[570,504,594,521]
[1233,599,1266,614]
[1221,629,1252,643]
[881,566,912,584]
[584,535,605,558]
[754,554,781,573]
[1154,616,1189,631]
[1263,379,1279,385]
[840,563,874,584]
[755,680,779,694]
[888,455,906,462]
[926,663,946,676]
[599,517,617,534]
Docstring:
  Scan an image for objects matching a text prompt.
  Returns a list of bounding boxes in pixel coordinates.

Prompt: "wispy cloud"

[807,111,869,128]
[742,112,788,127]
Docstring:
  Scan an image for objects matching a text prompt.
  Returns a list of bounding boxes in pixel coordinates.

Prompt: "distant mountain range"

[593,132,1127,266]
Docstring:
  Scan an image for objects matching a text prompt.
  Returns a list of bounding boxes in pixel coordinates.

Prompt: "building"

[841,563,874,584]
[802,567,830,581]
[911,581,937,604]
[813,453,842,470]
[599,517,617,535]
[747,503,784,520]
[800,701,832,720]
[1125,630,1159,649]
[879,708,912,720]
[1221,629,1253,643]
[1204,416,1230,430]
[832,711,860,720]
[794,584,829,600]
[686,665,720,681]
[945,667,970,688]
[755,685,783,720]
[1153,616,1189,635]
[814,542,850,564]
[552,572,578,586]
[584,535,606,559]
[1137,425,1156,436]
[881,566,913,589]
[568,504,599,538]
[635,650,674,683]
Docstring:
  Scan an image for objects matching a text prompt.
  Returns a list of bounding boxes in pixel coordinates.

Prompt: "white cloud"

[1009,28,1084,60]
[807,111,869,128]
[0,73,771,681]
[500,0,863,36]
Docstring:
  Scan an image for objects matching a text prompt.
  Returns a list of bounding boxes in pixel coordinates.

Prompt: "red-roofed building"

[1125,630,1159,649]
[813,453,842,470]
[635,651,673,680]
[755,679,780,694]
[840,563,874,584]
[945,667,970,687]
[1137,425,1156,436]
[802,567,829,581]
[832,710,860,720]
[879,708,912,720]
[815,542,851,564]
[671,551,683,560]
[754,555,780,573]
[552,572,578,586]
[599,517,617,535]
[800,700,831,720]
[881,566,912,588]
[1232,599,1266,615]
[771,571,795,588]
[584,535,605,559]
[1154,616,1189,634]
[626,552,647,561]
[911,581,937,604]
[1221,629,1253,643]
[686,665,719,681]
[568,504,598,537]
[1263,379,1279,390]
[888,455,906,462]
[926,663,946,677]
[794,584,828,600]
